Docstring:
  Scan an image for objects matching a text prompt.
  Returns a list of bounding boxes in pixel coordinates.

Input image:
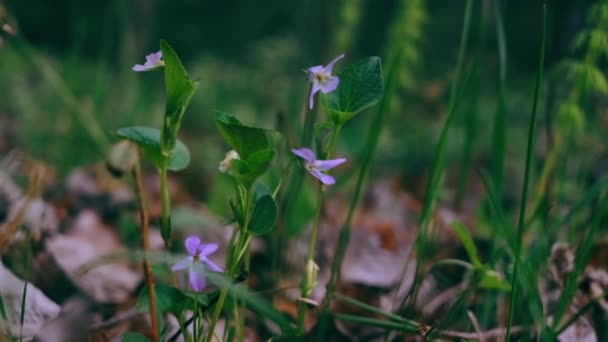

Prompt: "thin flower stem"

[132,163,159,342]
[506,4,547,340]
[297,183,324,334]
[206,186,253,342]
[159,161,172,248]
[316,37,403,342]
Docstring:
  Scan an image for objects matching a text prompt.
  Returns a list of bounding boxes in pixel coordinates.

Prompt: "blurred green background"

[0,0,602,220]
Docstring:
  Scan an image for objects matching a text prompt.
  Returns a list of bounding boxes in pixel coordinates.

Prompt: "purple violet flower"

[305,53,345,109]
[171,236,223,292]
[291,147,347,186]
[132,51,164,72]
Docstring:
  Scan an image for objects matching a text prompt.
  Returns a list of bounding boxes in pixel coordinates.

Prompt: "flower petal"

[132,51,163,72]
[291,148,316,163]
[185,236,201,256]
[198,243,218,257]
[171,257,192,272]
[202,258,224,273]
[310,170,336,185]
[320,76,339,94]
[188,266,206,292]
[132,64,148,72]
[306,65,324,75]
[323,53,345,73]
[309,83,322,109]
[314,158,347,171]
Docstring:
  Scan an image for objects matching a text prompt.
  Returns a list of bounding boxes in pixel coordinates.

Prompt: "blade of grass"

[334,293,418,326]
[490,0,508,198]
[456,0,484,209]
[505,3,547,340]
[399,0,474,310]
[18,239,32,342]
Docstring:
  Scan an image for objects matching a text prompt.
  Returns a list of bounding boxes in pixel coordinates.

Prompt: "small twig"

[467,310,485,342]
[132,163,159,342]
[422,282,467,317]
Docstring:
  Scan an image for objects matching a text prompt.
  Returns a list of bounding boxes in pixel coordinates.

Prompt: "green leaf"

[452,222,482,268]
[322,56,384,125]
[121,332,151,342]
[231,148,276,186]
[479,269,510,291]
[215,111,279,159]
[115,126,190,171]
[248,194,278,235]
[160,40,199,155]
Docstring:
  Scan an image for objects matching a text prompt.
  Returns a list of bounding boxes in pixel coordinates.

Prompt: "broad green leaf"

[452,222,482,268]
[160,40,199,155]
[322,56,384,125]
[231,148,276,186]
[115,126,190,171]
[215,111,279,159]
[248,194,278,235]
[121,333,151,342]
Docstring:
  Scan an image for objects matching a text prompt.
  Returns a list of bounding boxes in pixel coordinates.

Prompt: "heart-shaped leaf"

[160,40,198,155]
[322,56,384,125]
[248,194,278,235]
[215,111,279,159]
[115,126,190,171]
[231,148,276,186]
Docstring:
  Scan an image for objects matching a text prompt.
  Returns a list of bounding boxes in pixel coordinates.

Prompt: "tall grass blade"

[505,3,547,340]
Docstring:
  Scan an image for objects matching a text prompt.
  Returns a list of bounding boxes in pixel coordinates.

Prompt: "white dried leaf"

[46,235,141,303]
[0,262,60,340]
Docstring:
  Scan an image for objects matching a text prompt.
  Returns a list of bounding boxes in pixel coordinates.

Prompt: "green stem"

[159,161,172,248]
[296,184,324,333]
[505,4,546,340]
[316,36,404,342]
[206,186,253,342]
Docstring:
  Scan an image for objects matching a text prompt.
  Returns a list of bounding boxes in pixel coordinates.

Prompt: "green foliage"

[452,222,510,291]
[215,111,278,159]
[556,101,585,134]
[231,148,276,186]
[160,40,199,156]
[248,194,278,235]
[321,57,384,125]
[452,222,481,268]
[115,126,191,171]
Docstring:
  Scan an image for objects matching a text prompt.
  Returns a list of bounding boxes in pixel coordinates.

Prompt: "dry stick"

[467,310,485,342]
[132,163,159,342]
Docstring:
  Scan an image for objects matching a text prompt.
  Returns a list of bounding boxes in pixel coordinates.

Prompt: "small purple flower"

[171,236,223,292]
[305,53,345,109]
[291,147,346,186]
[132,51,164,72]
